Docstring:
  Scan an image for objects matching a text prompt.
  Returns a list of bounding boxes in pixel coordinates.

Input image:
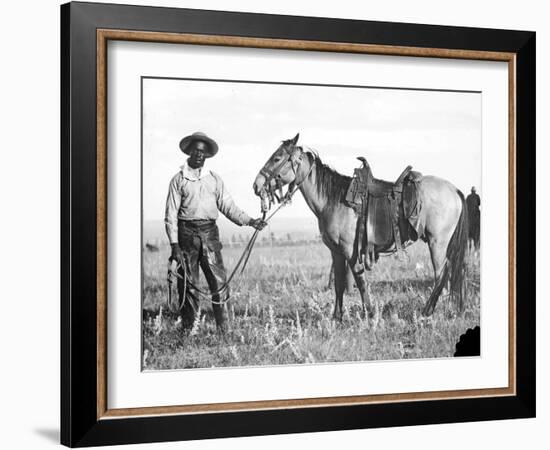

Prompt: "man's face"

[188,140,208,168]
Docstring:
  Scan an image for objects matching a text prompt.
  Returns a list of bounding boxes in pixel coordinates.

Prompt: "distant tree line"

[143,233,323,250]
[223,233,322,248]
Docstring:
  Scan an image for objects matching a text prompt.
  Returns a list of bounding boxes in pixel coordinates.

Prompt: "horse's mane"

[304,148,351,205]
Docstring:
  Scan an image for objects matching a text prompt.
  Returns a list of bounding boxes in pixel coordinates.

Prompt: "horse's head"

[253,133,304,200]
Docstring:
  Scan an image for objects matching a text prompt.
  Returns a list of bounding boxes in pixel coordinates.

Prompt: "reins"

[167,145,314,311]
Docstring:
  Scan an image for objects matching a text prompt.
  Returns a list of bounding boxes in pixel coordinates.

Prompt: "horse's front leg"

[349,265,374,320]
[331,252,346,321]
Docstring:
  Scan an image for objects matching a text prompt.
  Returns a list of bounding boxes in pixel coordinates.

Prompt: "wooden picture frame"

[61,1,535,447]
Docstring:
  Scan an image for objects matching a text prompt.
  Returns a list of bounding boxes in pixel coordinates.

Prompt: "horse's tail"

[423,189,468,316]
[448,190,469,311]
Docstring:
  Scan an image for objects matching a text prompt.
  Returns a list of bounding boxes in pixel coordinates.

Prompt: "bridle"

[258,143,313,211]
[165,142,315,314]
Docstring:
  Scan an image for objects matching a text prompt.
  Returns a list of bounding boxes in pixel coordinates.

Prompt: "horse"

[252,133,468,321]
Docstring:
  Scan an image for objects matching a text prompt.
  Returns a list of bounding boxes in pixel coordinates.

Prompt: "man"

[466,186,481,250]
[165,132,266,332]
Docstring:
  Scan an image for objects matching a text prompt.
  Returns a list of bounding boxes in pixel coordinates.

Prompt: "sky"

[142,77,481,228]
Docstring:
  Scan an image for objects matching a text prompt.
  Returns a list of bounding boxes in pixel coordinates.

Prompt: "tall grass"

[142,241,480,370]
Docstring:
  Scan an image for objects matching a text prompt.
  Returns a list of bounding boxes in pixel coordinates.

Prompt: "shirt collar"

[181,160,211,181]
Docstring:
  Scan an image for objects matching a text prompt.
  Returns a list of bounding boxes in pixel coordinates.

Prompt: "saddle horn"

[357,156,369,168]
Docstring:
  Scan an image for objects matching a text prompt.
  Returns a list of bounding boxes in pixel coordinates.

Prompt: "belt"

[178,219,216,231]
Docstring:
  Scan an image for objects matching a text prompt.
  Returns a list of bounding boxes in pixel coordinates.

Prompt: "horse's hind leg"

[423,237,450,316]
[331,252,346,321]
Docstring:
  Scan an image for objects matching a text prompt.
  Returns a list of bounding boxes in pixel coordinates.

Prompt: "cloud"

[142,78,481,220]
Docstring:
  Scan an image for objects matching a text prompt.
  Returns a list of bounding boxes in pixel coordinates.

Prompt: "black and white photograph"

[141,77,482,370]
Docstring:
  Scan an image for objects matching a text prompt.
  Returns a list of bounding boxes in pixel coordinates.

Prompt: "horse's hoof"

[422,306,434,317]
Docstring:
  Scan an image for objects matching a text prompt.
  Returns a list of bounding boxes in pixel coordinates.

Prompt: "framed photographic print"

[60,1,535,447]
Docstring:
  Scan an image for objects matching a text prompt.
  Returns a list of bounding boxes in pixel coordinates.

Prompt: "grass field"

[142,239,480,370]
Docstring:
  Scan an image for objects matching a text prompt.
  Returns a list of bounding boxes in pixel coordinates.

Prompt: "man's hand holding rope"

[170,243,184,264]
[248,217,268,230]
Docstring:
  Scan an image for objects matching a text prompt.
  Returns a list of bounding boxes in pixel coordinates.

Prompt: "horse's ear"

[291,133,300,145]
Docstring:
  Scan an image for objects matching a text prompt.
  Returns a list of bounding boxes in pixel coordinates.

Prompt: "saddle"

[345,157,423,269]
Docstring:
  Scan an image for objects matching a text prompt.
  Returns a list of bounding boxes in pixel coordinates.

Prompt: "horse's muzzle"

[253,174,267,196]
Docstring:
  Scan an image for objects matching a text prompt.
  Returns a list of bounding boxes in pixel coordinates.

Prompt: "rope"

[166,146,314,310]
[167,216,262,309]
[167,201,289,310]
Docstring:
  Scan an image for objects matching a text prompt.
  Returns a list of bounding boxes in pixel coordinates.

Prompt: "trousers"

[177,219,228,331]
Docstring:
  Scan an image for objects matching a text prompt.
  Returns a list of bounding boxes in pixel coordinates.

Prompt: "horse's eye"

[273,157,281,163]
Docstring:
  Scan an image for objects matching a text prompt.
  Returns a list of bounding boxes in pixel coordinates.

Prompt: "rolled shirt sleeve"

[164,173,181,244]
[212,173,252,226]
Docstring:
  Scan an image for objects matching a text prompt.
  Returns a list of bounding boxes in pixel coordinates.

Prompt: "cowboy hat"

[179,132,219,157]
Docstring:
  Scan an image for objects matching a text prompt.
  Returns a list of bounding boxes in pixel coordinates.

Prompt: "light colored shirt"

[164,161,252,244]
